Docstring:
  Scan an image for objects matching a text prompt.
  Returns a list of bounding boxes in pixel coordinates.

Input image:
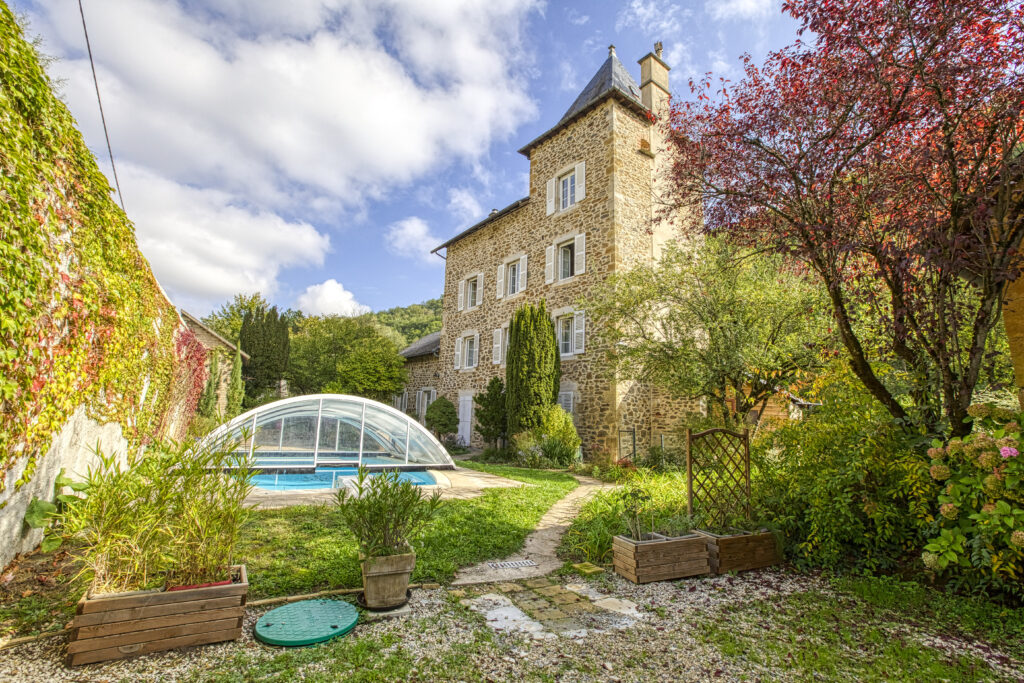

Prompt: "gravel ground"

[1,569,1019,682]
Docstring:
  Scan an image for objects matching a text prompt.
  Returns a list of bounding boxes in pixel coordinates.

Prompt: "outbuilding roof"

[399,330,441,359]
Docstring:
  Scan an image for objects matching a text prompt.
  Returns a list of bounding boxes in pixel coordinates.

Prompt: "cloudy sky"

[14,0,799,316]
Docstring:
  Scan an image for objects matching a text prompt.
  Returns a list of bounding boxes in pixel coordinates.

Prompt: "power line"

[77,0,125,213]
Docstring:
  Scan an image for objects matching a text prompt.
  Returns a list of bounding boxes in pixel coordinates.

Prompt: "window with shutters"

[506,261,519,296]
[559,169,576,210]
[466,276,479,309]
[558,241,575,280]
[557,316,573,355]
[463,335,477,368]
[557,391,575,415]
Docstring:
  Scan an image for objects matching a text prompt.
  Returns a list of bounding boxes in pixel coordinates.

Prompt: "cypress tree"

[239,305,290,405]
[474,376,507,448]
[197,351,220,418]
[226,349,244,417]
[506,301,559,436]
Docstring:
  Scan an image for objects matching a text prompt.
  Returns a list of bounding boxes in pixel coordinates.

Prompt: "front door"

[458,395,473,446]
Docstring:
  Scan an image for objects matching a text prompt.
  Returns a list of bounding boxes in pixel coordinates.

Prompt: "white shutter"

[454,337,462,369]
[545,245,555,284]
[496,264,505,299]
[546,178,556,215]
[518,255,527,292]
[457,279,465,311]
[472,333,480,367]
[558,391,574,414]
[475,273,484,306]
[573,310,585,354]
[575,161,586,201]
[575,233,586,274]
[430,389,437,403]
[492,329,502,364]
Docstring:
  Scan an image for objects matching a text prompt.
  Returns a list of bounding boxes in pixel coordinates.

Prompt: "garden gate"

[685,428,750,526]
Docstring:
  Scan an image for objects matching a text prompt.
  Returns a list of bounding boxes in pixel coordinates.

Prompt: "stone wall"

[402,354,441,422]
[0,408,130,569]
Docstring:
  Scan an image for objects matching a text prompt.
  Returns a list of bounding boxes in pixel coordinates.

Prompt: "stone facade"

[403,47,704,459]
[181,311,248,415]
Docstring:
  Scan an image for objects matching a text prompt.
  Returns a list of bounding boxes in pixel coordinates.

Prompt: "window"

[459,273,483,310]
[506,261,519,296]
[560,169,576,210]
[558,316,573,355]
[466,277,479,308]
[559,242,575,280]
[464,335,477,368]
[454,332,479,369]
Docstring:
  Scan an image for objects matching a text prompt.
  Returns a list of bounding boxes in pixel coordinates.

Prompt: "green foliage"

[288,315,406,401]
[751,364,936,571]
[535,404,581,466]
[335,467,442,558]
[58,438,254,593]
[201,293,272,344]
[562,470,699,563]
[586,237,828,426]
[473,377,507,448]
[506,301,560,435]
[922,407,1024,599]
[370,298,442,346]
[226,349,244,417]
[238,462,576,598]
[424,397,458,439]
[0,8,199,492]
[239,305,290,407]
[197,351,219,419]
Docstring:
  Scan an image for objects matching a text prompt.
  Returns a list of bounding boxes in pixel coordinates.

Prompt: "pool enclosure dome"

[202,394,455,470]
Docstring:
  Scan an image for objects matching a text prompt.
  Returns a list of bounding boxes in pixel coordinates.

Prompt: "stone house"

[399,44,699,460]
[181,310,249,415]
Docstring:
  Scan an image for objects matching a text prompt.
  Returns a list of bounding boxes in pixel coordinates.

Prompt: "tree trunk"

[1002,275,1024,408]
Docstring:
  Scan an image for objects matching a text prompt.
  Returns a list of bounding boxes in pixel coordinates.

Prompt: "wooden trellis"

[685,428,751,527]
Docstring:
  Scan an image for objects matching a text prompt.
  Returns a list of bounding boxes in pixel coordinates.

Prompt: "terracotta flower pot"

[360,552,416,609]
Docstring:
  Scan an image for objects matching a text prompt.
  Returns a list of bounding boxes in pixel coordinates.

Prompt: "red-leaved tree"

[666,0,1024,436]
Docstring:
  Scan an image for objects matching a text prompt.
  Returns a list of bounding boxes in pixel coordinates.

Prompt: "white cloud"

[447,188,483,224]
[615,0,692,37]
[118,163,329,311]
[706,0,772,21]
[566,9,590,26]
[559,62,578,92]
[385,217,443,265]
[295,279,370,316]
[26,0,540,310]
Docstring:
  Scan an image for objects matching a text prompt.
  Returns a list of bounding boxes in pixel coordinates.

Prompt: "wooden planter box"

[697,530,781,574]
[66,565,247,666]
[612,533,710,584]
[361,552,416,610]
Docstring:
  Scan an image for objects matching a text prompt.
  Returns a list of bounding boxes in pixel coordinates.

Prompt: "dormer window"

[560,169,576,210]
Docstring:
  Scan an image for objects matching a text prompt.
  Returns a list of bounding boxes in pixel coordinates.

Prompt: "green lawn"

[238,462,578,599]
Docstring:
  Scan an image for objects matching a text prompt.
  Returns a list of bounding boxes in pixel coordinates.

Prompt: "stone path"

[454,576,645,640]
[452,475,616,585]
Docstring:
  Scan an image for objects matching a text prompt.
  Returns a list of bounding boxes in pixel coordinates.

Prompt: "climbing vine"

[0,6,202,493]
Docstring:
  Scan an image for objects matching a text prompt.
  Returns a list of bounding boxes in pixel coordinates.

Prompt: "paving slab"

[494,582,525,593]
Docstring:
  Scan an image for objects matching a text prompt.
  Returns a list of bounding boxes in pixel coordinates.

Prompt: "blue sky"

[14,0,800,316]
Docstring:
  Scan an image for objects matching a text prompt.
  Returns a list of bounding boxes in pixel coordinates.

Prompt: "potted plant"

[611,486,710,584]
[61,438,254,666]
[336,467,442,609]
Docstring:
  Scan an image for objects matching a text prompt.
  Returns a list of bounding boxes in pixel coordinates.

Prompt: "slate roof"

[399,330,441,359]
[518,51,648,157]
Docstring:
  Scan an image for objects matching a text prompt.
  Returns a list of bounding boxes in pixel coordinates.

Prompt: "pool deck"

[246,466,525,509]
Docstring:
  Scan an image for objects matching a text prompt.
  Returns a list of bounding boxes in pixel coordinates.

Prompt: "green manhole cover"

[254,599,359,647]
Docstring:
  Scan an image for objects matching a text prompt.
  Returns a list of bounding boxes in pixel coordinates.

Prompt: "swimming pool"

[252,468,436,491]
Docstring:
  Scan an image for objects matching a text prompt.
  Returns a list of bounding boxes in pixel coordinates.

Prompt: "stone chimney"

[638,41,670,115]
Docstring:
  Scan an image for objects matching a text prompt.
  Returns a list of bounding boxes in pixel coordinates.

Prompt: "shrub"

[474,377,507,448]
[335,467,442,557]
[638,445,678,471]
[424,396,458,439]
[58,438,254,593]
[536,404,581,466]
[923,408,1024,599]
[751,366,935,572]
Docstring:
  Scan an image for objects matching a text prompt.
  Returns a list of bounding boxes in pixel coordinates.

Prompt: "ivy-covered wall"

[0,5,204,561]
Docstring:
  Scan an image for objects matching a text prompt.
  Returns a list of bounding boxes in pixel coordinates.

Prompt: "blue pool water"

[253,468,436,491]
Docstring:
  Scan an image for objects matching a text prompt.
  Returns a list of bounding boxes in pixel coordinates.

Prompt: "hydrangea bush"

[923,404,1024,598]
